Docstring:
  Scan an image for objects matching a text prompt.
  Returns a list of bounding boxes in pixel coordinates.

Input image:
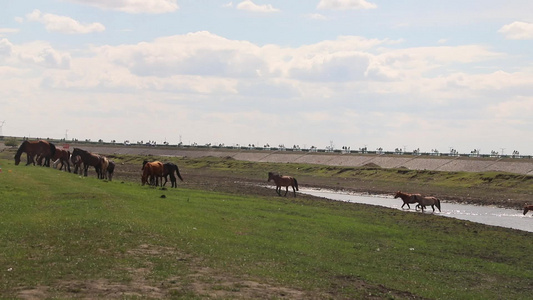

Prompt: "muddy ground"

[107,160,530,209]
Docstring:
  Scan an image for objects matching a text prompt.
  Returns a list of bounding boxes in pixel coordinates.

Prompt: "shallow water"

[299,188,533,233]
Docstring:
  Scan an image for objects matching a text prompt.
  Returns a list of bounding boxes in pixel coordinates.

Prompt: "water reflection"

[299,188,533,233]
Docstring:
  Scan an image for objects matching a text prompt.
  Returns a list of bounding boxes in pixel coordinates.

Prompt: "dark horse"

[163,162,184,188]
[14,140,56,167]
[107,160,116,181]
[394,191,421,209]
[268,172,299,197]
[71,148,102,178]
[414,195,441,213]
[523,204,533,215]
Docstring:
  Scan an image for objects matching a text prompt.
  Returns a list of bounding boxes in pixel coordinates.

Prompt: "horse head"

[267,172,274,182]
[524,204,531,215]
[394,191,402,199]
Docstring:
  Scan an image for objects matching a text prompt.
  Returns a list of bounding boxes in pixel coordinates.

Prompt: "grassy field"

[0,156,532,299]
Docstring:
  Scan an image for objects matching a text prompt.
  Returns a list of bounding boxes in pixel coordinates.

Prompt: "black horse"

[163,162,184,188]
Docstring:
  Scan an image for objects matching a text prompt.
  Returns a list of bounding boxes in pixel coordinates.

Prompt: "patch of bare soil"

[16,244,312,300]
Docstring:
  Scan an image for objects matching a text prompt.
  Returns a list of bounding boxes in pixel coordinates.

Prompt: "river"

[299,188,533,233]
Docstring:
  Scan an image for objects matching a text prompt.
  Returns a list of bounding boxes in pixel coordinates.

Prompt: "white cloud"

[307,13,328,20]
[236,0,279,13]
[498,21,533,40]
[317,0,377,10]
[6,40,72,69]
[26,10,105,34]
[0,38,14,57]
[65,0,179,14]
[0,28,20,37]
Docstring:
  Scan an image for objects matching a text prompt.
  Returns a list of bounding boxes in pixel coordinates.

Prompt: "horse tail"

[294,178,299,191]
[175,165,184,181]
[436,198,441,211]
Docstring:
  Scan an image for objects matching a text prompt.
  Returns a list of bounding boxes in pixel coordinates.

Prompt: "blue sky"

[1,0,532,155]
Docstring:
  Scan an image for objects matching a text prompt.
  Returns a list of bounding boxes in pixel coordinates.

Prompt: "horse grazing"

[14,140,56,167]
[163,162,184,188]
[415,195,441,212]
[142,161,164,186]
[71,148,102,178]
[523,204,533,215]
[51,148,71,172]
[268,172,299,197]
[394,191,421,209]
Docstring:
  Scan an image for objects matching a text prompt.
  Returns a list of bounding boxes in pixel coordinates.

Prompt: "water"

[299,188,533,233]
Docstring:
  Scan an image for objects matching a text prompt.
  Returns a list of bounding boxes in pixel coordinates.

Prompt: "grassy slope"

[0,158,532,299]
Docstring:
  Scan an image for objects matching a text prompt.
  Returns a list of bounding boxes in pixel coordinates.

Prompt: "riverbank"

[2,143,532,209]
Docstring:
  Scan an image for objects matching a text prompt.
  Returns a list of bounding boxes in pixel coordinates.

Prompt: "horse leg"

[292,185,296,197]
[284,186,289,196]
[170,174,177,188]
[275,186,281,196]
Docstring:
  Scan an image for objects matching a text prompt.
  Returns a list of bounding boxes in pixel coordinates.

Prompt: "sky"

[1,0,532,155]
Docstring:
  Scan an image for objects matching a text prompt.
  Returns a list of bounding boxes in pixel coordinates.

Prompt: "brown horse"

[72,148,102,178]
[141,161,164,186]
[523,204,533,215]
[142,161,164,186]
[163,162,184,188]
[394,191,421,209]
[51,148,71,172]
[14,140,56,167]
[268,172,299,197]
[414,195,441,212]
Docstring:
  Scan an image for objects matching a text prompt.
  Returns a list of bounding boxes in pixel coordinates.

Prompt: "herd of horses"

[141,160,183,188]
[12,140,532,215]
[14,140,115,180]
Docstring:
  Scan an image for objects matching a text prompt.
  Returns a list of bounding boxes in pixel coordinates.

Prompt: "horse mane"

[14,140,29,159]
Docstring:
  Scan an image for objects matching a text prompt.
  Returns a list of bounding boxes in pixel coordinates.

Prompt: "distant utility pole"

[65,129,69,140]
[0,121,5,136]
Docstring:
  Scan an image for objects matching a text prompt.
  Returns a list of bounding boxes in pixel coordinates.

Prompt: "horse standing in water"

[394,191,421,209]
[268,172,299,197]
[71,148,102,178]
[142,161,164,186]
[163,162,184,188]
[523,204,533,215]
[415,195,441,212]
[14,140,56,167]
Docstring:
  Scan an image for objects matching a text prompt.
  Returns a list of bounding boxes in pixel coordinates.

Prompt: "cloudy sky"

[1,0,532,155]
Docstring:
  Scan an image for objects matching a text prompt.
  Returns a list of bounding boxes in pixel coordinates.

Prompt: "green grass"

[0,158,532,299]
